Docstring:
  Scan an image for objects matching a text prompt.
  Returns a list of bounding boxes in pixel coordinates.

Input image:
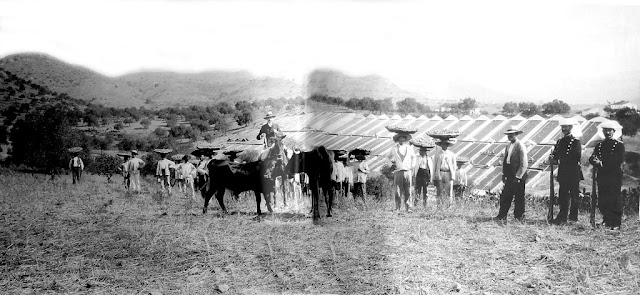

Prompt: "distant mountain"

[0,53,304,108]
[306,69,421,102]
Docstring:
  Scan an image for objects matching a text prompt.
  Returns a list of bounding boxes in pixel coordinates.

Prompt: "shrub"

[366,172,393,202]
[87,154,122,182]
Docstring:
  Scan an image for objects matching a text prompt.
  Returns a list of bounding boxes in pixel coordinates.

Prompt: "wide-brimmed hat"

[393,132,413,142]
[436,138,457,146]
[503,125,523,135]
[558,118,577,127]
[117,152,131,158]
[456,156,470,164]
[67,147,83,153]
[410,137,436,150]
[171,153,185,161]
[154,148,173,154]
[264,111,276,119]
[131,150,139,155]
[350,148,371,156]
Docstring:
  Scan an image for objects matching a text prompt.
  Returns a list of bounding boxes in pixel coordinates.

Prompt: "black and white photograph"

[1,0,639,294]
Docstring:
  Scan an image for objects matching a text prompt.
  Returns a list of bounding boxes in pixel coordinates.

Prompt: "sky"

[1,0,639,103]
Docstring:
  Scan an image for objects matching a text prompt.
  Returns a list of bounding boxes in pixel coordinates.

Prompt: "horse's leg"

[203,188,213,214]
[254,190,262,215]
[325,182,334,217]
[311,181,320,220]
[263,190,274,213]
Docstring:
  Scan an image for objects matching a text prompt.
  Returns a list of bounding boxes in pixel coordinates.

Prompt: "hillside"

[0,53,434,109]
[306,69,421,103]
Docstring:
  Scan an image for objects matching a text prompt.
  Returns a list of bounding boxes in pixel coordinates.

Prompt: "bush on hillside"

[87,154,122,182]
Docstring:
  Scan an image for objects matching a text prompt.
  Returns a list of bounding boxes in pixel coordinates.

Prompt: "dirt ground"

[1,171,639,294]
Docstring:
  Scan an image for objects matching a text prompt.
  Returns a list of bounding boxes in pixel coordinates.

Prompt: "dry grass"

[1,170,640,294]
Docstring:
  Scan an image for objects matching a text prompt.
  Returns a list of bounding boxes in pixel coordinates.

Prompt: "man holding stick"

[549,118,583,225]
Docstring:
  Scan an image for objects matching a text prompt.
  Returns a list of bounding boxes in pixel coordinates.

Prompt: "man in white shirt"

[128,150,146,193]
[434,139,457,207]
[68,151,84,184]
[387,132,417,212]
[413,146,434,208]
[155,150,175,195]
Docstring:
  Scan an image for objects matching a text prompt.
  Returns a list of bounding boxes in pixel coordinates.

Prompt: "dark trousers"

[71,167,82,184]
[557,181,579,221]
[598,177,623,227]
[497,176,525,218]
[415,168,430,206]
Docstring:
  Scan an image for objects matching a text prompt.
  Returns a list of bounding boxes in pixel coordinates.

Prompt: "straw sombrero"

[154,148,173,154]
[410,137,436,149]
[350,148,371,156]
[67,147,83,153]
[427,129,461,140]
[264,111,276,119]
[456,156,470,164]
[117,152,131,158]
[503,125,523,135]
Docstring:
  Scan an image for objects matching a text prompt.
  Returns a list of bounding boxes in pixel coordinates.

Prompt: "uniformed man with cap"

[549,118,583,224]
[589,120,625,230]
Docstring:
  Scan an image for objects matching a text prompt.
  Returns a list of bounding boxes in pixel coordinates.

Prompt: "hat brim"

[264,115,276,119]
[504,131,523,135]
[393,133,413,142]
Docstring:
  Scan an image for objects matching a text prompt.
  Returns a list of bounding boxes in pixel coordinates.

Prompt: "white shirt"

[506,142,516,164]
[387,144,416,172]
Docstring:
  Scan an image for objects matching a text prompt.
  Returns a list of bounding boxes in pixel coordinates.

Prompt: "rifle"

[590,167,598,228]
[547,161,555,223]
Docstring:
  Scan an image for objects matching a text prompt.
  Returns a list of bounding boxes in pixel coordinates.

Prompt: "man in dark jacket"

[589,120,625,230]
[549,118,583,224]
[256,111,281,148]
[495,126,528,221]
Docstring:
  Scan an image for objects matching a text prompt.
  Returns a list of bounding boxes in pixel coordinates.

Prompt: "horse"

[259,135,290,208]
[285,146,334,220]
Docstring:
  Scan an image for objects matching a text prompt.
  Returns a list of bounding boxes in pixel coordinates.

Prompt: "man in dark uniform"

[549,118,582,224]
[256,111,282,148]
[589,120,625,230]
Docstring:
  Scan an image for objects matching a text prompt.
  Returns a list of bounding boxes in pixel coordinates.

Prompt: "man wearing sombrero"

[387,132,417,212]
[589,120,625,230]
[495,126,528,221]
[257,111,282,149]
[412,143,434,208]
[155,149,175,195]
[433,138,457,207]
[549,118,582,225]
[128,150,145,193]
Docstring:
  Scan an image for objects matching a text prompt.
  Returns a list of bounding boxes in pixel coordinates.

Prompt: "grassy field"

[1,171,640,294]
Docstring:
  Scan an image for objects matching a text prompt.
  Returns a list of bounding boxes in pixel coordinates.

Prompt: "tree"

[114,122,124,131]
[518,102,540,117]
[189,119,210,133]
[397,98,420,114]
[502,102,519,116]
[542,99,571,115]
[457,97,478,113]
[123,117,134,126]
[613,107,640,137]
[236,110,253,126]
[140,118,151,129]
[86,154,121,182]
[10,104,77,176]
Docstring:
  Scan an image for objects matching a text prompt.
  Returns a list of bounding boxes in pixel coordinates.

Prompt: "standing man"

[387,133,417,212]
[433,139,457,208]
[257,111,282,149]
[155,149,175,195]
[413,144,434,208]
[589,120,625,230]
[195,149,213,198]
[119,153,132,190]
[550,118,583,224]
[128,150,146,193]
[68,148,84,184]
[495,126,528,221]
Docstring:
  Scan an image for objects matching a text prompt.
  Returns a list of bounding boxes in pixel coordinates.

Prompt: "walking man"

[128,150,145,193]
[119,153,131,190]
[155,149,175,195]
[589,120,625,230]
[549,118,583,224]
[68,149,84,184]
[495,126,528,221]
